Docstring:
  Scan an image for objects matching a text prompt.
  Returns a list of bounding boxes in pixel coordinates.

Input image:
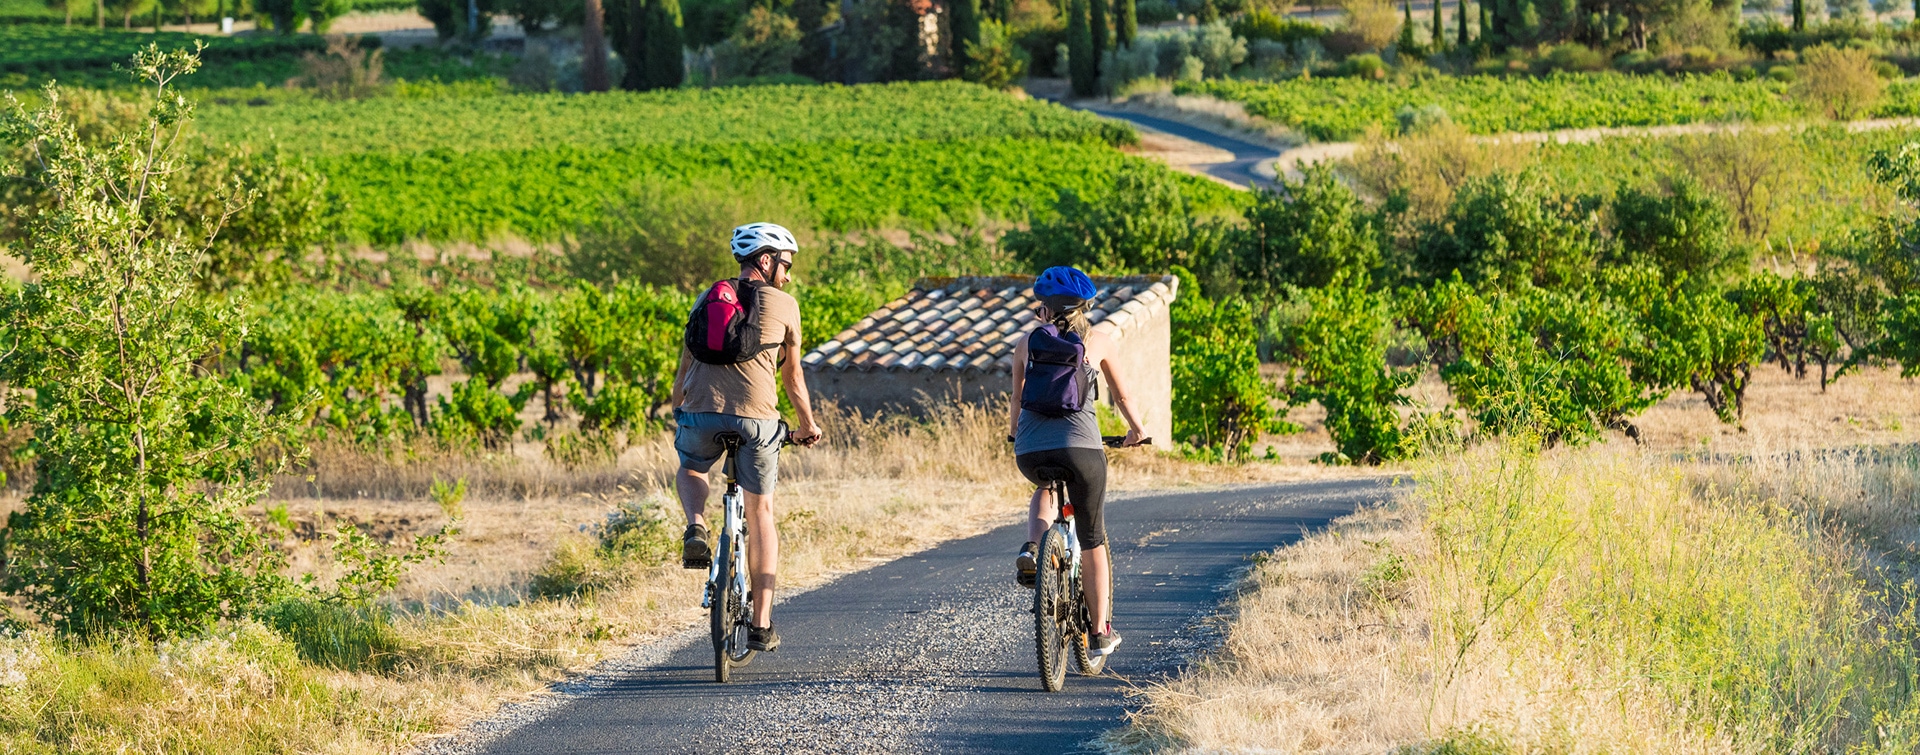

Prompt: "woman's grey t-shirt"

[1015,408,1104,454]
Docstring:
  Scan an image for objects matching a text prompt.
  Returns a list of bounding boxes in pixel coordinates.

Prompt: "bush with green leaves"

[1235,165,1381,296]
[1402,278,1659,446]
[1607,268,1766,426]
[0,48,301,638]
[1270,278,1414,465]
[1608,175,1746,287]
[1004,162,1235,292]
[1168,269,1289,460]
[1414,170,1603,290]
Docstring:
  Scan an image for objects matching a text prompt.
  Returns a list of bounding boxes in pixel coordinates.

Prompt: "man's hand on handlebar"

[789,420,824,448]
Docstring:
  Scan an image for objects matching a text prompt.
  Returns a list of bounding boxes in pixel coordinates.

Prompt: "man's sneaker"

[748,624,781,652]
[682,524,712,569]
[1015,542,1038,588]
[1090,624,1123,657]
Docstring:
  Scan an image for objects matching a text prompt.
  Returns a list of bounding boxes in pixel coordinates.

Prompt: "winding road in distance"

[443,477,1395,754]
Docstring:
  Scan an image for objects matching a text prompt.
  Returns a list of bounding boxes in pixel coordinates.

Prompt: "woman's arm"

[1092,330,1147,446]
[1008,334,1028,440]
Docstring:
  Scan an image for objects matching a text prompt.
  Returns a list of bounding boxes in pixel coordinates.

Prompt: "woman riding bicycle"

[1010,266,1148,659]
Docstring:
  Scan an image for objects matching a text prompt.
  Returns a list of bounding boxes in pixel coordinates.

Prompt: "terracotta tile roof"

[802,274,1179,375]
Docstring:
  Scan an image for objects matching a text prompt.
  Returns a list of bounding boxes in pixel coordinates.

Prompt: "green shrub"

[1231,8,1325,45]
[1234,165,1381,296]
[1402,278,1658,446]
[1170,270,1289,460]
[1414,171,1603,290]
[1004,162,1234,287]
[1273,279,1414,465]
[1609,175,1746,287]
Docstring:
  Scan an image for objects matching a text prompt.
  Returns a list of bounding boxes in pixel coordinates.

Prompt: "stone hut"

[801,275,1178,442]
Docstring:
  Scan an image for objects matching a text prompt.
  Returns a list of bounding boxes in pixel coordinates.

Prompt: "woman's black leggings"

[1015,447,1109,550]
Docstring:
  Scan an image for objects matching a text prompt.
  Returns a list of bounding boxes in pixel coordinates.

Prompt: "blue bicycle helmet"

[1033,266,1097,302]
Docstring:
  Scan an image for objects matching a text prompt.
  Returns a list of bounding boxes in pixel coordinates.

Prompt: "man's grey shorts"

[674,410,784,495]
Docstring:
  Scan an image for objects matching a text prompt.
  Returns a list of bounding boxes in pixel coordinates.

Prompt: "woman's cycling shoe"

[748,624,781,652]
[1015,541,1038,588]
[682,524,712,569]
[1090,625,1123,657]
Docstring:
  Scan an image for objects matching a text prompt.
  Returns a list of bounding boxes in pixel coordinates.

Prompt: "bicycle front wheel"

[1033,526,1071,692]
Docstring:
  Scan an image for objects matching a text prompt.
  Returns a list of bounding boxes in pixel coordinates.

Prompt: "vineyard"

[1177,72,1920,141]
[0,25,328,74]
[186,81,1244,242]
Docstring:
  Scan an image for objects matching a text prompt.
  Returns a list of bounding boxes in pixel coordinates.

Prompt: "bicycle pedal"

[683,557,711,570]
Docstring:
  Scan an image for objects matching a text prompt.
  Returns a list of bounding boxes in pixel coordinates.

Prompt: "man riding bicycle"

[672,222,824,654]
[1010,266,1148,659]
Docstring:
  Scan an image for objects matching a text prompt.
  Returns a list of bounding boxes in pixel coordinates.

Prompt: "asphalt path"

[1076,107,1283,190]
[474,477,1394,754]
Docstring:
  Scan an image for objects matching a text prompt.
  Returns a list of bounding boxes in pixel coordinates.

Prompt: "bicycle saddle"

[1034,466,1072,483]
[714,432,744,448]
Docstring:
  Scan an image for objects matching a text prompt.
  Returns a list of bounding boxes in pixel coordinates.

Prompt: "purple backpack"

[1021,325,1098,416]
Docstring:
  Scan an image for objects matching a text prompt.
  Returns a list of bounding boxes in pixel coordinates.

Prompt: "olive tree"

[0,47,303,637]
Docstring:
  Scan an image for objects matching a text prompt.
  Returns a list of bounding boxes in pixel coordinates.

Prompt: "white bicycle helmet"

[730,222,799,260]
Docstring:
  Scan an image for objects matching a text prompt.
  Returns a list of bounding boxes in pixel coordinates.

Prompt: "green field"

[190,82,1234,243]
[1178,72,1918,140]
[0,25,326,73]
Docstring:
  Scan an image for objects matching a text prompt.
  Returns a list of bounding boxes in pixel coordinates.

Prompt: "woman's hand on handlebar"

[1121,428,1146,448]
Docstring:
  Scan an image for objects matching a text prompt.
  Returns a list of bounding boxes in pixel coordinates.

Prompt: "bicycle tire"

[711,530,733,684]
[1033,526,1071,692]
[1072,545,1114,676]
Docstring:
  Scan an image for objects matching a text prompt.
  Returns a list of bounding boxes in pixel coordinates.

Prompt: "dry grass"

[1109,436,1920,754]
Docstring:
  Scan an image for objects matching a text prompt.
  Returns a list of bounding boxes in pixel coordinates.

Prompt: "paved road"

[475,477,1393,754]
[1095,109,1283,190]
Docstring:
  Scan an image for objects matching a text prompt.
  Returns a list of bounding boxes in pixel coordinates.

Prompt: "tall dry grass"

[1110,443,1920,753]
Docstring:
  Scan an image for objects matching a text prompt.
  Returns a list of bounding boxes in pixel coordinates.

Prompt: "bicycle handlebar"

[1102,435,1152,448]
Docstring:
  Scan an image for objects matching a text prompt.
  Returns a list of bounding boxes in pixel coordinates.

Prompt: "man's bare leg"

[677,467,710,530]
[744,490,779,628]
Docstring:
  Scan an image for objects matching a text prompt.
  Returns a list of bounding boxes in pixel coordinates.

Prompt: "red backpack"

[685,278,777,365]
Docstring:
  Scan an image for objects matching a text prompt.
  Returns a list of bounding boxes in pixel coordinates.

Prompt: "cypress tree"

[644,0,685,90]
[1793,0,1805,31]
[1117,0,1135,46]
[1457,0,1470,47]
[1090,0,1107,74]
[1432,0,1445,50]
[952,0,982,72]
[1398,0,1420,55]
[1478,0,1490,47]
[1068,0,1096,96]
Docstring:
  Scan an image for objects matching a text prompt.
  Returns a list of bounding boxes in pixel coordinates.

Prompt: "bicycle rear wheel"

[1072,545,1113,676]
[725,536,756,667]
[1033,526,1071,692]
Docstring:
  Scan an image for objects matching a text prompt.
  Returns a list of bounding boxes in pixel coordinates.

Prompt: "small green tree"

[1235,165,1381,296]
[1609,175,1745,287]
[1275,277,1414,464]
[0,48,302,637]
[962,20,1031,89]
[1414,170,1602,291]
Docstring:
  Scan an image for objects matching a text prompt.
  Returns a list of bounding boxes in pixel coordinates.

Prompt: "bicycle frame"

[700,442,750,614]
